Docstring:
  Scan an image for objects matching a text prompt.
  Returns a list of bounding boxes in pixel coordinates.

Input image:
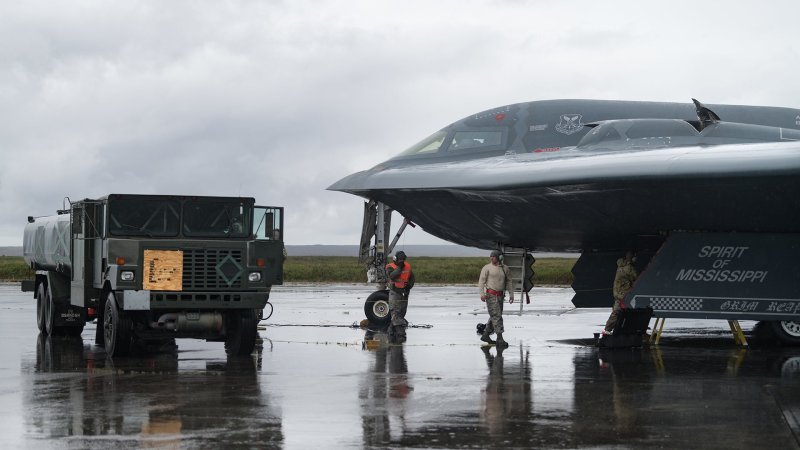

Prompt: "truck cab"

[23,194,284,357]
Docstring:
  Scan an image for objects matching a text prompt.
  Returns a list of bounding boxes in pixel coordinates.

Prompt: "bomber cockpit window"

[447,130,505,152]
[397,130,448,156]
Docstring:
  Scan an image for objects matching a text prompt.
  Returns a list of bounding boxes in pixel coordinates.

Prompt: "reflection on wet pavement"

[29,334,282,448]
[1,283,799,449]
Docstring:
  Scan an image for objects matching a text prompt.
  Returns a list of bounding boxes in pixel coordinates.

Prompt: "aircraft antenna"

[692,98,721,130]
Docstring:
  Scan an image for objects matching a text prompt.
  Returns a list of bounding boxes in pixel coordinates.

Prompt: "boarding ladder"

[499,245,534,314]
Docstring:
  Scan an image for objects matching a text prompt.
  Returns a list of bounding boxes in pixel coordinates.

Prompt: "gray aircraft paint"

[333,140,800,191]
[329,99,800,252]
[330,99,800,310]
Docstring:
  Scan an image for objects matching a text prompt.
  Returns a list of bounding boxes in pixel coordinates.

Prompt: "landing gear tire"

[225,310,257,356]
[36,283,47,333]
[364,290,390,327]
[103,293,133,357]
[770,321,800,345]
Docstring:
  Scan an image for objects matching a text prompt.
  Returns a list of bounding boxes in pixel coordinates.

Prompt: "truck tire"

[364,290,390,327]
[36,283,48,333]
[770,321,800,345]
[225,310,257,356]
[39,283,83,336]
[103,293,133,357]
[43,285,57,336]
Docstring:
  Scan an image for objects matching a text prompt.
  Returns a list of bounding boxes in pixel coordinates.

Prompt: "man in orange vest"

[386,251,415,343]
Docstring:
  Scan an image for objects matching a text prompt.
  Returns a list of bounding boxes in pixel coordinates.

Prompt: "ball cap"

[490,250,502,258]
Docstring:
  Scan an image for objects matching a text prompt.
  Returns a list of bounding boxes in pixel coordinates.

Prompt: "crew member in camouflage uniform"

[603,251,638,335]
[478,250,514,347]
[386,251,415,343]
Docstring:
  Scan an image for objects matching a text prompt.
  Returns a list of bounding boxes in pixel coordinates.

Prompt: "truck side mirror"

[27,216,34,223]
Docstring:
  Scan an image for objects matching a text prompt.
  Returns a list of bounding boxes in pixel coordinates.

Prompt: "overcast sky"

[2,1,800,246]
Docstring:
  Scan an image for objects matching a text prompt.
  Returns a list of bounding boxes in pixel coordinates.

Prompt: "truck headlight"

[120,271,135,281]
[248,272,262,282]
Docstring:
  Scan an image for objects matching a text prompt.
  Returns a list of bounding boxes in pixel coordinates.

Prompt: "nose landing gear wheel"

[364,290,390,327]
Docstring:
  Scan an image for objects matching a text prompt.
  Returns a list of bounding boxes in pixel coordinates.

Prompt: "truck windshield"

[183,200,251,238]
[108,199,180,237]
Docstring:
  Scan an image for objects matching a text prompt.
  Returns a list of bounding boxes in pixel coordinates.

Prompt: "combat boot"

[480,328,496,345]
[495,333,509,348]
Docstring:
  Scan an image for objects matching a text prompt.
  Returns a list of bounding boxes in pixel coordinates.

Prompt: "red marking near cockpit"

[532,147,561,153]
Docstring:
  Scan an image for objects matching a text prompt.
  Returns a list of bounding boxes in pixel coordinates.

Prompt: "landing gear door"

[252,206,285,285]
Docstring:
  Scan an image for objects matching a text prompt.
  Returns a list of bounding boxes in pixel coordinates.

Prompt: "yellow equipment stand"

[648,317,748,347]
[727,320,749,347]
[649,317,667,345]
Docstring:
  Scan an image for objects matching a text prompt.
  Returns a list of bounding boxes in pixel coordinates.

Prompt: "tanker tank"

[23,213,71,273]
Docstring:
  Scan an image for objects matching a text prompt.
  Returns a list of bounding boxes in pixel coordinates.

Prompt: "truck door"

[70,201,102,307]
[253,206,284,242]
[252,206,285,285]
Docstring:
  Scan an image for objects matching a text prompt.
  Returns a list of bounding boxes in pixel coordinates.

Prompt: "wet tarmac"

[1,282,799,449]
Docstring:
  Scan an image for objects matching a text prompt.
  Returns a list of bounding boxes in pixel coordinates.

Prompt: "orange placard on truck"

[143,249,183,291]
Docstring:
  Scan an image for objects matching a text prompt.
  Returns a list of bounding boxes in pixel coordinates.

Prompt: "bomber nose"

[327,170,371,193]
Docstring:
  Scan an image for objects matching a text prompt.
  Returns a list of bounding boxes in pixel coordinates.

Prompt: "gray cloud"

[2,0,800,246]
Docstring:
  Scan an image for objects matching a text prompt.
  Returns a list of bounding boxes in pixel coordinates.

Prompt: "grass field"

[0,256,34,281]
[0,255,575,285]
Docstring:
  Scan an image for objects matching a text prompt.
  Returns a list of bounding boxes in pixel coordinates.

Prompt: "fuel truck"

[22,194,284,357]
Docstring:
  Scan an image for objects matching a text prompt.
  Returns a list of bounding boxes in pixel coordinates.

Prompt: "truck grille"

[182,249,244,290]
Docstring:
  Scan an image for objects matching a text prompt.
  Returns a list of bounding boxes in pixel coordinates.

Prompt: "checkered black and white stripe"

[649,297,704,311]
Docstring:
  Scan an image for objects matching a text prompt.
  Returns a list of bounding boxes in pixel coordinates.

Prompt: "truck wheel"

[43,285,58,336]
[364,290,390,327]
[103,293,132,357]
[770,321,800,345]
[225,310,257,356]
[36,284,48,333]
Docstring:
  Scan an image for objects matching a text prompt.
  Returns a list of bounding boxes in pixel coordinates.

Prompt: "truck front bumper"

[119,290,270,310]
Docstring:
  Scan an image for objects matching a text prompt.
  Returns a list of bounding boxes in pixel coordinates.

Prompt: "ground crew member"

[603,251,638,335]
[386,251,414,343]
[478,250,514,347]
